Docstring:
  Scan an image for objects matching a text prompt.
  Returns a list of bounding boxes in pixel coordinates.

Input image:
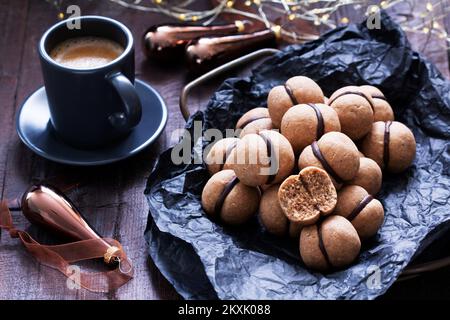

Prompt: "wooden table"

[1,0,450,300]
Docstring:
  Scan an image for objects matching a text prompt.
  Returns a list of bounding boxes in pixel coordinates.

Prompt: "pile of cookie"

[201,76,416,271]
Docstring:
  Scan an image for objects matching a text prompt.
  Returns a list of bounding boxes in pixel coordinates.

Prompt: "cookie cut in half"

[278,166,337,226]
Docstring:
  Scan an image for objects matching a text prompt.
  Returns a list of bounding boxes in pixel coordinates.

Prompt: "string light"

[44,0,450,46]
[369,5,379,14]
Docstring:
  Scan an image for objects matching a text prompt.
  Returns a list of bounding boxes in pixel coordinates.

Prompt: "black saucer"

[16,79,168,166]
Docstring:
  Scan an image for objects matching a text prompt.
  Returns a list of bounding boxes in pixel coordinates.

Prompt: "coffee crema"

[50,36,124,69]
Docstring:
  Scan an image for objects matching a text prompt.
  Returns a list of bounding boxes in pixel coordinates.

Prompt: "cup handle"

[106,72,142,130]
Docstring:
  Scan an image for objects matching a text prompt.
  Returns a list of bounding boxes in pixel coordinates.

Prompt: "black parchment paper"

[144,12,450,300]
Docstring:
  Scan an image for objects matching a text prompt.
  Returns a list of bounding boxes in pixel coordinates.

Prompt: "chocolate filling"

[311,141,344,184]
[237,115,270,129]
[214,176,240,218]
[317,223,332,268]
[219,140,238,171]
[259,132,278,184]
[372,94,386,101]
[284,84,298,105]
[328,91,374,111]
[347,195,374,221]
[307,103,324,139]
[383,121,392,169]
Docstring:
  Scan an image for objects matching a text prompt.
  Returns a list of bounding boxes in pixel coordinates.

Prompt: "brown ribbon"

[284,84,298,105]
[383,121,392,169]
[0,201,133,293]
[328,91,374,111]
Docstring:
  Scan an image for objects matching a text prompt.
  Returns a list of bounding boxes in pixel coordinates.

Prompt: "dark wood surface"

[0,0,449,300]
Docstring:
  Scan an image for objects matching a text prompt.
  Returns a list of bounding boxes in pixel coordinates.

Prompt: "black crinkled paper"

[144,12,450,300]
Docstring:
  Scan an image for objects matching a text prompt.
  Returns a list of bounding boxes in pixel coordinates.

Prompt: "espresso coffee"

[50,36,124,69]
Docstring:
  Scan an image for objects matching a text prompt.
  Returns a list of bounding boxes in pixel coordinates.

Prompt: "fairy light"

[44,0,450,46]
[369,5,379,14]
[271,25,282,38]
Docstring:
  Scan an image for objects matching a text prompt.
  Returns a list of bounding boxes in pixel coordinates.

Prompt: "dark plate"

[16,79,167,166]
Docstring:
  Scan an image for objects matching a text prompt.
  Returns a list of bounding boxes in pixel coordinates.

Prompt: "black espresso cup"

[39,16,142,148]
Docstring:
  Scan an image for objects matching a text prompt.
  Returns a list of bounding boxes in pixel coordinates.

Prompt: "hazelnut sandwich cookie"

[300,215,361,271]
[267,76,324,128]
[334,185,384,240]
[205,137,239,175]
[281,103,341,154]
[361,121,416,173]
[235,107,273,138]
[228,130,295,186]
[359,85,395,122]
[278,166,337,226]
[201,169,260,225]
[259,184,301,238]
[298,132,360,189]
[328,86,375,140]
